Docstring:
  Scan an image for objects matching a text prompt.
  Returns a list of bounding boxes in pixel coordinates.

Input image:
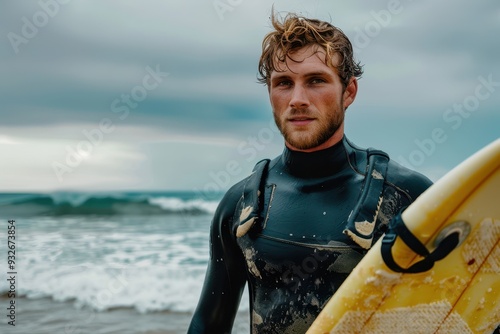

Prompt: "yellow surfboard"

[307,139,500,334]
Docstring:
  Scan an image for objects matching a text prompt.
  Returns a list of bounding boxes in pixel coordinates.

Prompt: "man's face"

[269,45,357,152]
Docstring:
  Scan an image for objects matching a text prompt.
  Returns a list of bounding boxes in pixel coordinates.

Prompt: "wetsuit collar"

[281,136,349,178]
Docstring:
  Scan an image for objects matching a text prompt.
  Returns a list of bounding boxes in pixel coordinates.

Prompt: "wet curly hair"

[258,11,363,88]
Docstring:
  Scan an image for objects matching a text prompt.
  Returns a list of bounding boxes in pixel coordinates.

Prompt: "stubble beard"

[274,104,345,150]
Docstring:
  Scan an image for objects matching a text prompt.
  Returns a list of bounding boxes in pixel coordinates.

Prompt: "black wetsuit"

[188,137,433,334]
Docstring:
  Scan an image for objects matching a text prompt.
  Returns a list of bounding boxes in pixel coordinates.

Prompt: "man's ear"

[343,77,358,110]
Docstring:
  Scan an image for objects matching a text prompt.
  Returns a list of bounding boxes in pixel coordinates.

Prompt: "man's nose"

[289,85,309,109]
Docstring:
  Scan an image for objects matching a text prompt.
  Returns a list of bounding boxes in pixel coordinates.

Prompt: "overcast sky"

[0,0,498,193]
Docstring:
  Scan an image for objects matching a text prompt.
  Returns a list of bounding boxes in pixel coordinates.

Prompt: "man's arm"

[188,187,248,333]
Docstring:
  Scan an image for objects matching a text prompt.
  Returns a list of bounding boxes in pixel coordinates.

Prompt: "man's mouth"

[288,117,315,126]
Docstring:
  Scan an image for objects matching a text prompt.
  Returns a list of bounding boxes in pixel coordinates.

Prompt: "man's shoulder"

[222,178,246,204]
[215,179,246,219]
[386,159,433,201]
[216,158,272,220]
[344,137,433,200]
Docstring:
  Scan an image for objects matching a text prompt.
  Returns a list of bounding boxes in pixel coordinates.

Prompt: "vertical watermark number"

[6,220,17,326]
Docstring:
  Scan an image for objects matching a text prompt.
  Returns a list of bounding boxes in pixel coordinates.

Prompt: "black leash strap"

[381,211,460,273]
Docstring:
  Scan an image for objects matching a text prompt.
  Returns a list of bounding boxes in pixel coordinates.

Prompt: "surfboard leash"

[381,211,463,273]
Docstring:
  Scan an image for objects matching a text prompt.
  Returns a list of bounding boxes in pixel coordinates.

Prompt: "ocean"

[0,191,250,333]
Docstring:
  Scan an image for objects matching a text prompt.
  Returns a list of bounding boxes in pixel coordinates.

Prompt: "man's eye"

[310,78,325,84]
[277,80,292,86]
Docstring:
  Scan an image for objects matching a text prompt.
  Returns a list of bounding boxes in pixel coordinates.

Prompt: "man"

[188,12,432,333]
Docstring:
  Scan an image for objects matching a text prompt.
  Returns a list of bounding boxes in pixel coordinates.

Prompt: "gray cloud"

[0,0,498,190]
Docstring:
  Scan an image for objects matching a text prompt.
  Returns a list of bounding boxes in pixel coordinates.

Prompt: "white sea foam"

[148,197,219,214]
